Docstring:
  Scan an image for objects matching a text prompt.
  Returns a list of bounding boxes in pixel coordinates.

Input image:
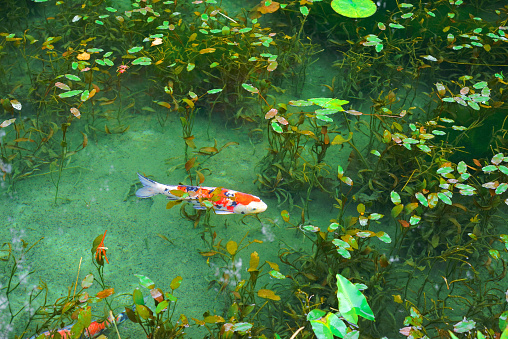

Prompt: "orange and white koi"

[136,173,267,214]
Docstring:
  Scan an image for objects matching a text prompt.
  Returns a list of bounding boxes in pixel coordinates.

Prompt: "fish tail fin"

[136,173,161,198]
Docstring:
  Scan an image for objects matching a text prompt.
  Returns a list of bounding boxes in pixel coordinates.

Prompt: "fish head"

[234,199,267,214]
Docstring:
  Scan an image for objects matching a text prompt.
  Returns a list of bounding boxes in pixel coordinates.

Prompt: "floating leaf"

[242,83,259,94]
[299,6,309,16]
[438,192,452,205]
[409,215,421,225]
[269,270,285,279]
[265,108,278,119]
[473,81,488,89]
[128,46,143,54]
[496,183,508,195]
[423,55,438,62]
[59,90,83,98]
[491,153,504,165]
[207,88,223,94]
[132,57,152,65]
[271,121,283,133]
[267,61,278,72]
[482,165,498,173]
[415,192,428,207]
[390,191,401,205]
[389,23,405,29]
[55,82,71,90]
[376,231,391,243]
[331,0,377,18]
[65,74,81,81]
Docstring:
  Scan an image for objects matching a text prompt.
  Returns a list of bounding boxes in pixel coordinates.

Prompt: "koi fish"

[136,173,267,214]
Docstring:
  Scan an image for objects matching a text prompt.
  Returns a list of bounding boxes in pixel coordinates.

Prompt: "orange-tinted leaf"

[77,52,90,60]
[265,108,277,119]
[185,157,197,171]
[88,88,97,99]
[198,147,218,154]
[398,219,410,228]
[96,287,114,299]
[150,288,164,302]
[281,210,290,222]
[276,115,288,125]
[157,101,171,109]
[55,82,70,90]
[14,138,34,142]
[258,0,280,14]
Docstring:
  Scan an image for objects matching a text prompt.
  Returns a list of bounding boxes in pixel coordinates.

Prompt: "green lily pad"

[331,0,377,18]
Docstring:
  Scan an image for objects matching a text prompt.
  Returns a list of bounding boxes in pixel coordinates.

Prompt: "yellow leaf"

[248,251,259,272]
[204,315,225,323]
[182,98,194,108]
[199,48,216,54]
[266,261,279,271]
[257,289,280,301]
[357,203,365,215]
[188,33,197,42]
[166,200,182,209]
[331,132,353,145]
[226,241,237,255]
[393,295,403,303]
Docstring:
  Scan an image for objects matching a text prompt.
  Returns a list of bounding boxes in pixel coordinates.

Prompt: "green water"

[1,0,508,338]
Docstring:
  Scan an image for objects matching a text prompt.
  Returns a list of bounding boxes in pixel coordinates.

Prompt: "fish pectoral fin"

[214,210,235,215]
[136,187,158,198]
